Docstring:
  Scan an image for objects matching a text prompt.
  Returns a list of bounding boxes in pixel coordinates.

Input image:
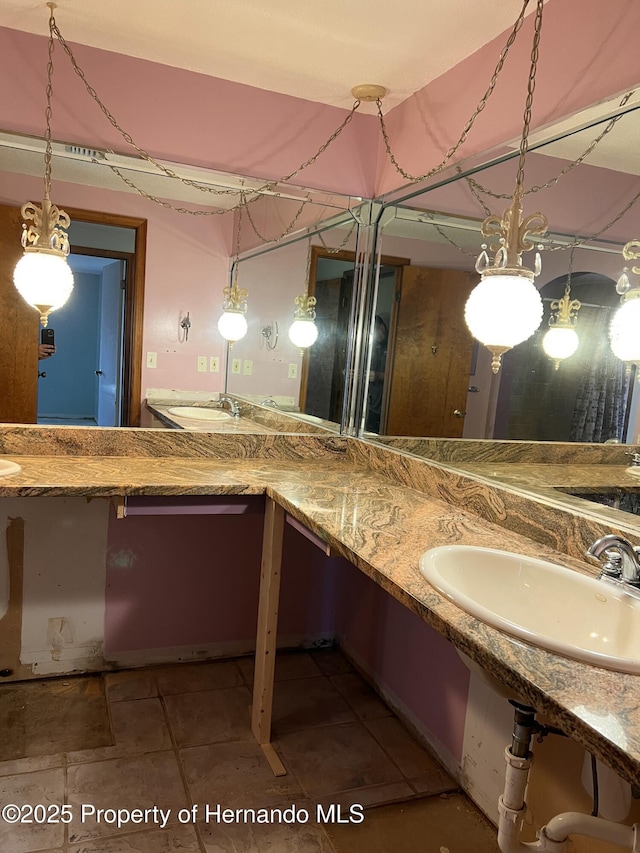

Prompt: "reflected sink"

[167,406,231,421]
[293,413,325,424]
[419,545,640,673]
[0,460,21,477]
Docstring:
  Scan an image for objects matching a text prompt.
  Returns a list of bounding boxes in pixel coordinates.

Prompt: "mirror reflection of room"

[366,101,640,445]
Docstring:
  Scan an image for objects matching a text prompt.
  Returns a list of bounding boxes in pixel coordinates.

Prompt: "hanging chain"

[42,3,57,199]
[98,160,230,214]
[243,197,309,243]
[317,222,357,253]
[465,92,635,201]
[419,216,478,258]
[50,13,361,206]
[376,0,531,183]
[232,194,245,282]
[304,237,313,294]
[513,0,545,200]
[565,241,575,289]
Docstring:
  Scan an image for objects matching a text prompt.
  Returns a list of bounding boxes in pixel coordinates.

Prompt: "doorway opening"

[39,210,146,426]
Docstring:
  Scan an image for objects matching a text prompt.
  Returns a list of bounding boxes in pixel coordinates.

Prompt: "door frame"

[299,246,409,416]
[64,208,147,426]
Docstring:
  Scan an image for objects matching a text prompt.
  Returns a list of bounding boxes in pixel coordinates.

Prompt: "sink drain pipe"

[497,702,639,853]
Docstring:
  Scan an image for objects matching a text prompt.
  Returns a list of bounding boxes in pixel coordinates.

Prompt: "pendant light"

[610,239,640,372]
[13,2,74,327]
[542,245,581,369]
[288,238,318,353]
[218,197,248,345]
[465,0,548,374]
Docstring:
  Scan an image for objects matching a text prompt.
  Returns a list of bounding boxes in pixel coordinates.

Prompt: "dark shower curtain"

[569,306,631,443]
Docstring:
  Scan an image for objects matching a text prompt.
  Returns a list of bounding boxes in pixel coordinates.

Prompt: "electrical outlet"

[243,359,253,375]
[146,352,157,369]
[209,356,219,373]
[288,363,298,379]
[231,358,242,374]
[197,356,207,373]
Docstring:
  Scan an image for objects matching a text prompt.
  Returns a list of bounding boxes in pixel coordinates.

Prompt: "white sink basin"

[419,545,640,673]
[0,460,21,477]
[167,406,231,421]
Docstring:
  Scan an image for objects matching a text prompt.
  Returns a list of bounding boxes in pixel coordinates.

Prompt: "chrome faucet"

[217,396,241,417]
[261,397,278,408]
[586,534,640,587]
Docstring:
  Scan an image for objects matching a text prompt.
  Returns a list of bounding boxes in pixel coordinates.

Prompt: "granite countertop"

[0,444,639,788]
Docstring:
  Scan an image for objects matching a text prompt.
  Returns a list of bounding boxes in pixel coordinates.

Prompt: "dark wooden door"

[0,203,39,423]
[384,265,476,437]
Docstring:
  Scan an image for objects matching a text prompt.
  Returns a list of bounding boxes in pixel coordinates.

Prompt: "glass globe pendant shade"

[610,295,640,362]
[465,271,543,372]
[13,249,74,325]
[542,326,579,367]
[217,309,248,343]
[288,318,318,349]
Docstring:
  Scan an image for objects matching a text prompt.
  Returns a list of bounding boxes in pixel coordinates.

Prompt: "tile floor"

[0,647,500,852]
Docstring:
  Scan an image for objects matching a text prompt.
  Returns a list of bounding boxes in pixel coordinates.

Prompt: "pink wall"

[336,560,470,764]
[377,0,640,196]
[104,503,340,653]
[0,26,378,199]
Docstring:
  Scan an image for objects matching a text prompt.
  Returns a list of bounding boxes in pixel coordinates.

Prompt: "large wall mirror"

[361,93,640,448]
[0,130,359,430]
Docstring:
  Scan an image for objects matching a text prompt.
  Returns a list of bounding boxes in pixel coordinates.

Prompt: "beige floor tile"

[0,767,65,852]
[67,751,188,842]
[276,722,404,798]
[0,753,64,778]
[0,677,111,761]
[198,808,335,852]
[272,677,356,734]
[155,660,243,695]
[67,824,201,852]
[110,698,173,752]
[104,671,158,703]
[330,673,393,721]
[164,686,253,747]
[365,717,457,794]
[311,648,354,677]
[237,651,322,685]
[181,741,306,809]
[323,792,500,853]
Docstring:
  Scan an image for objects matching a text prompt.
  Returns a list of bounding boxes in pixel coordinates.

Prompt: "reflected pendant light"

[542,247,581,369]
[218,197,248,346]
[13,2,74,327]
[610,239,640,373]
[465,0,548,373]
[288,238,318,353]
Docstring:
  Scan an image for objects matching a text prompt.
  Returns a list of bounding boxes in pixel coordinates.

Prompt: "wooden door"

[0,204,39,423]
[384,265,476,437]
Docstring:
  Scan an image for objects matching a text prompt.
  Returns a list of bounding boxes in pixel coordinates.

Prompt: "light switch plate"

[243,359,253,375]
[146,352,157,369]
[231,358,242,374]
[209,356,219,373]
[197,356,207,373]
[288,363,298,379]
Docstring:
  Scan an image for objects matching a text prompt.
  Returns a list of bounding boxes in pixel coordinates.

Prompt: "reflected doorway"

[37,253,128,427]
[299,247,409,424]
[52,210,145,426]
